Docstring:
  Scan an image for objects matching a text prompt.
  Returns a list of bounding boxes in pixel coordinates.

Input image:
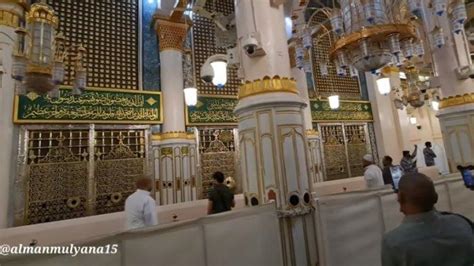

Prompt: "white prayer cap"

[363,154,374,162]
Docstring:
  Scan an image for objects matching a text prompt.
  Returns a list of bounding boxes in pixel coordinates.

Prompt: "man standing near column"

[125,178,158,230]
[423,142,437,167]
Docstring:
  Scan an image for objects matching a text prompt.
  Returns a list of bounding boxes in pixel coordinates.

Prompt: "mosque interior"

[0,0,473,265]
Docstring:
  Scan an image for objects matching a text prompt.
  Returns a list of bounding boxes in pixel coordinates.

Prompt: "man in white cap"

[362,154,384,189]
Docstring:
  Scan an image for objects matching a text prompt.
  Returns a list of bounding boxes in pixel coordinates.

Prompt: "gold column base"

[238,76,298,99]
[440,93,474,109]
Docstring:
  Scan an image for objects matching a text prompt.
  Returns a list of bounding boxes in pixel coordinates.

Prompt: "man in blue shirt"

[382,173,473,266]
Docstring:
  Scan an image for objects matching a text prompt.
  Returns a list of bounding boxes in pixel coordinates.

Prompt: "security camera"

[455,64,474,80]
[241,33,265,57]
[200,62,213,83]
[200,54,228,84]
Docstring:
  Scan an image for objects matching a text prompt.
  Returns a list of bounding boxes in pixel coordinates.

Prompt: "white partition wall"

[1,204,283,266]
[313,177,473,266]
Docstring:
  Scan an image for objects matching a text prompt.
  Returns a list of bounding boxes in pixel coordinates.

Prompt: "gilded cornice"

[440,93,474,109]
[0,10,21,28]
[238,76,298,99]
[1,0,28,10]
[152,131,195,141]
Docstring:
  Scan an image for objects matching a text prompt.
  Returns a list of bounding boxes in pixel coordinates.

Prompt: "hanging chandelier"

[327,0,468,73]
[12,1,87,97]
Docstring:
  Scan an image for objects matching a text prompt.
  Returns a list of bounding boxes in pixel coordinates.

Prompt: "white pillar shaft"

[0,24,18,228]
[421,2,474,97]
[367,72,407,163]
[234,1,317,265]
[419,2,474,170]
[160,50,185,132]
[292,67,312,130]
[235,0,291,81]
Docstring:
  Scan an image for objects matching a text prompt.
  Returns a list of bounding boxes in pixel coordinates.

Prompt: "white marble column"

[290,48,324,184]
[419,2,474,170]
[234,1,317,265]
[152,17,198,204]
[0,2,23,228]
[367,69,410,163]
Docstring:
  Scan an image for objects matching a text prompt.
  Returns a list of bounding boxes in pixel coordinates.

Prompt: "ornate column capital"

[153,16,189,53]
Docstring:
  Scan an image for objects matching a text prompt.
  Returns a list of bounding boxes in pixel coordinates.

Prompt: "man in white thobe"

[125,178,158,230]
[362,154,384,189]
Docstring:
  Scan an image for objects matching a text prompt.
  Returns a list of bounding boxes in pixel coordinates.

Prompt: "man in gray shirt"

[382,173,473,266]
[400,145,418,173]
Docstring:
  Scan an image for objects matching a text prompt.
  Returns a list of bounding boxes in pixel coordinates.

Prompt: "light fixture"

[328,95,340,110]
[285,17,293,39]
[211,60,227,88]
[12,1,86,97]
[409,116,417,125]
[321,1,469,73]
[431,98,440,111]
[376,77,391,95]
[184,87,198,106]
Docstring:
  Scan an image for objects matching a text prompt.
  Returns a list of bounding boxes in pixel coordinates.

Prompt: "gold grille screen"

[197,128,236,198]
[23,128,147,225]
[345,124,370,177]
[46,0,139,90]
[310,12,361,99]
[26,130,89,224]
[192,0,240,95]
[94,130,146,214]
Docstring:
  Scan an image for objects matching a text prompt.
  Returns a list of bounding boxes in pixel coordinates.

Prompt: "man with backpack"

[381,173,473,266]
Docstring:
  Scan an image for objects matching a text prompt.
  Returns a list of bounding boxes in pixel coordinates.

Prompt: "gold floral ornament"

[238,76,299,99]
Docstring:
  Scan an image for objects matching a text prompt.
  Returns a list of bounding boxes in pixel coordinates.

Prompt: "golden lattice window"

[46,0,139,90]
[310,11,361,99]
[192,0,240,96]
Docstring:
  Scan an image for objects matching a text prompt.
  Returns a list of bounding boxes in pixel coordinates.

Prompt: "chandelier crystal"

[329,0,418,72]
[12,1,87,97]
[327,0,467,73]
